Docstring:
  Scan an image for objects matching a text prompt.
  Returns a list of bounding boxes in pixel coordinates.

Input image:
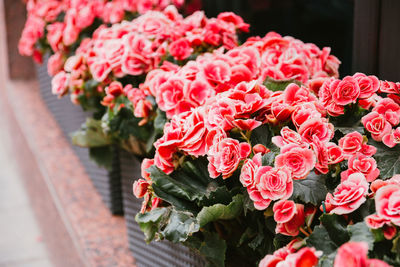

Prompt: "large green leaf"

[306,225,338,255]
[370,140,400,179]
[161,209,200,243]
[292,173,328,205]
[136,208,170,242]
[149,165,203,201]
[250,124,276,150]
[348,222,374,250]
[197,195,243,227]
[320,214,350,246]
[109,107,151,141]
[71,118,111,147]
[148,159,234,211]
[89,146,113,170]
[185,232,227,267]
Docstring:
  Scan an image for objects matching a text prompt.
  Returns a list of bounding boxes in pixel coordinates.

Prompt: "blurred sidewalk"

[0,112,53,267]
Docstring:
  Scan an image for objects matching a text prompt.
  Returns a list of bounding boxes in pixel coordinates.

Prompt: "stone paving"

[0,110,53,267]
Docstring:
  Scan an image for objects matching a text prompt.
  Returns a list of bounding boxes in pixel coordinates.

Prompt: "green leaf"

[71,118,111,148]
[261,152,276,166]
[392,235,400,254]
[306,225,338,255]
[149,165,203,202]
[185,232,226,267]
[292,172,328,205]
[161,209,200,243]
[108,107,151,141]
[370,140,400,179]
[348,222,374,250]
[89,146,113,170]
[197,195,243,227]
[250,124,276,150]
[320,214,350,246]
[263,77,301,92]
[154,108,167,134]
[136,208,170,242]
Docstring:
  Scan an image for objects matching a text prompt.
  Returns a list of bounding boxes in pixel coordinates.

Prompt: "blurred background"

[0,0,399,266]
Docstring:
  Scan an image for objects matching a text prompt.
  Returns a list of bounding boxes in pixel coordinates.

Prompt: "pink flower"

[278,247,320,267]
[341,153,380,182]
[240,153,262,188]
[361,111,392,142]
[133,179,150,198]
[202,60,231,85]
[256,166,293,201]
[46,22,64,52]
[169,38,194,61]
[208,138,251,179]
[375,184,400,226]
[373,98,400,126]
[106,81,124,97]
[298,118,334,144]
[47,52,64,76]
[291,103,323,129]
[365,213,391,229]
[382,127,400,148]
[283,83,317,106]
[275,203,305,236]
[334,242,391,267]
[141,158,154,180]
[273,200,296,223]
[157,77,186,118]
[272,127,307,148]
[331,76,360,106]
[339,131,364,157]
[51,71,69,97]
[324,172,369,215]
[326,142,345,164]
[275,144,316,180]
[353,72,380,99]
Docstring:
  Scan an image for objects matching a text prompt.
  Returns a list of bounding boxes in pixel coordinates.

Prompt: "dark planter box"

[35,60,123,215]
[120,150,205,267]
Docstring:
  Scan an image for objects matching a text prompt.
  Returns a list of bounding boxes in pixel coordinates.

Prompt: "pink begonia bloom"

[275,144,316,180]
[272,127,307,149]
[47,52,64,76]
[208,138,251,179]
[141,158,154,181]
[256,166,293,201]
[275,204,305,236]
[334,242,391,267]
[339,131,364,157]
[353,72,380,99]
[169,38,194,61]
[362,111,392,142]
[382,127,400,148]
[133,179,150,199]
[341,153,380,183]
[298,118,334,144]
[273,200,296,223]
[373,98,400,126]
[326,142,345,164]
[375,184,400,226]
[323,173,369,215]
[283,83,317,106]
[51,71,70,97]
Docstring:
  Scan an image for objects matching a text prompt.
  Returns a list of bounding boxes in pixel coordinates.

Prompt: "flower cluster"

[19,0,185,63]
[52,7,248,109]
[137,31,339,119]
[134,71,400,265]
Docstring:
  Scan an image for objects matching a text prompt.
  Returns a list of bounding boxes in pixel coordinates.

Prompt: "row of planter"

[35,62,204,266]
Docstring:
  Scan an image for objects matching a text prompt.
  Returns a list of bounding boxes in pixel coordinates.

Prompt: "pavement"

[0,109,53,267]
